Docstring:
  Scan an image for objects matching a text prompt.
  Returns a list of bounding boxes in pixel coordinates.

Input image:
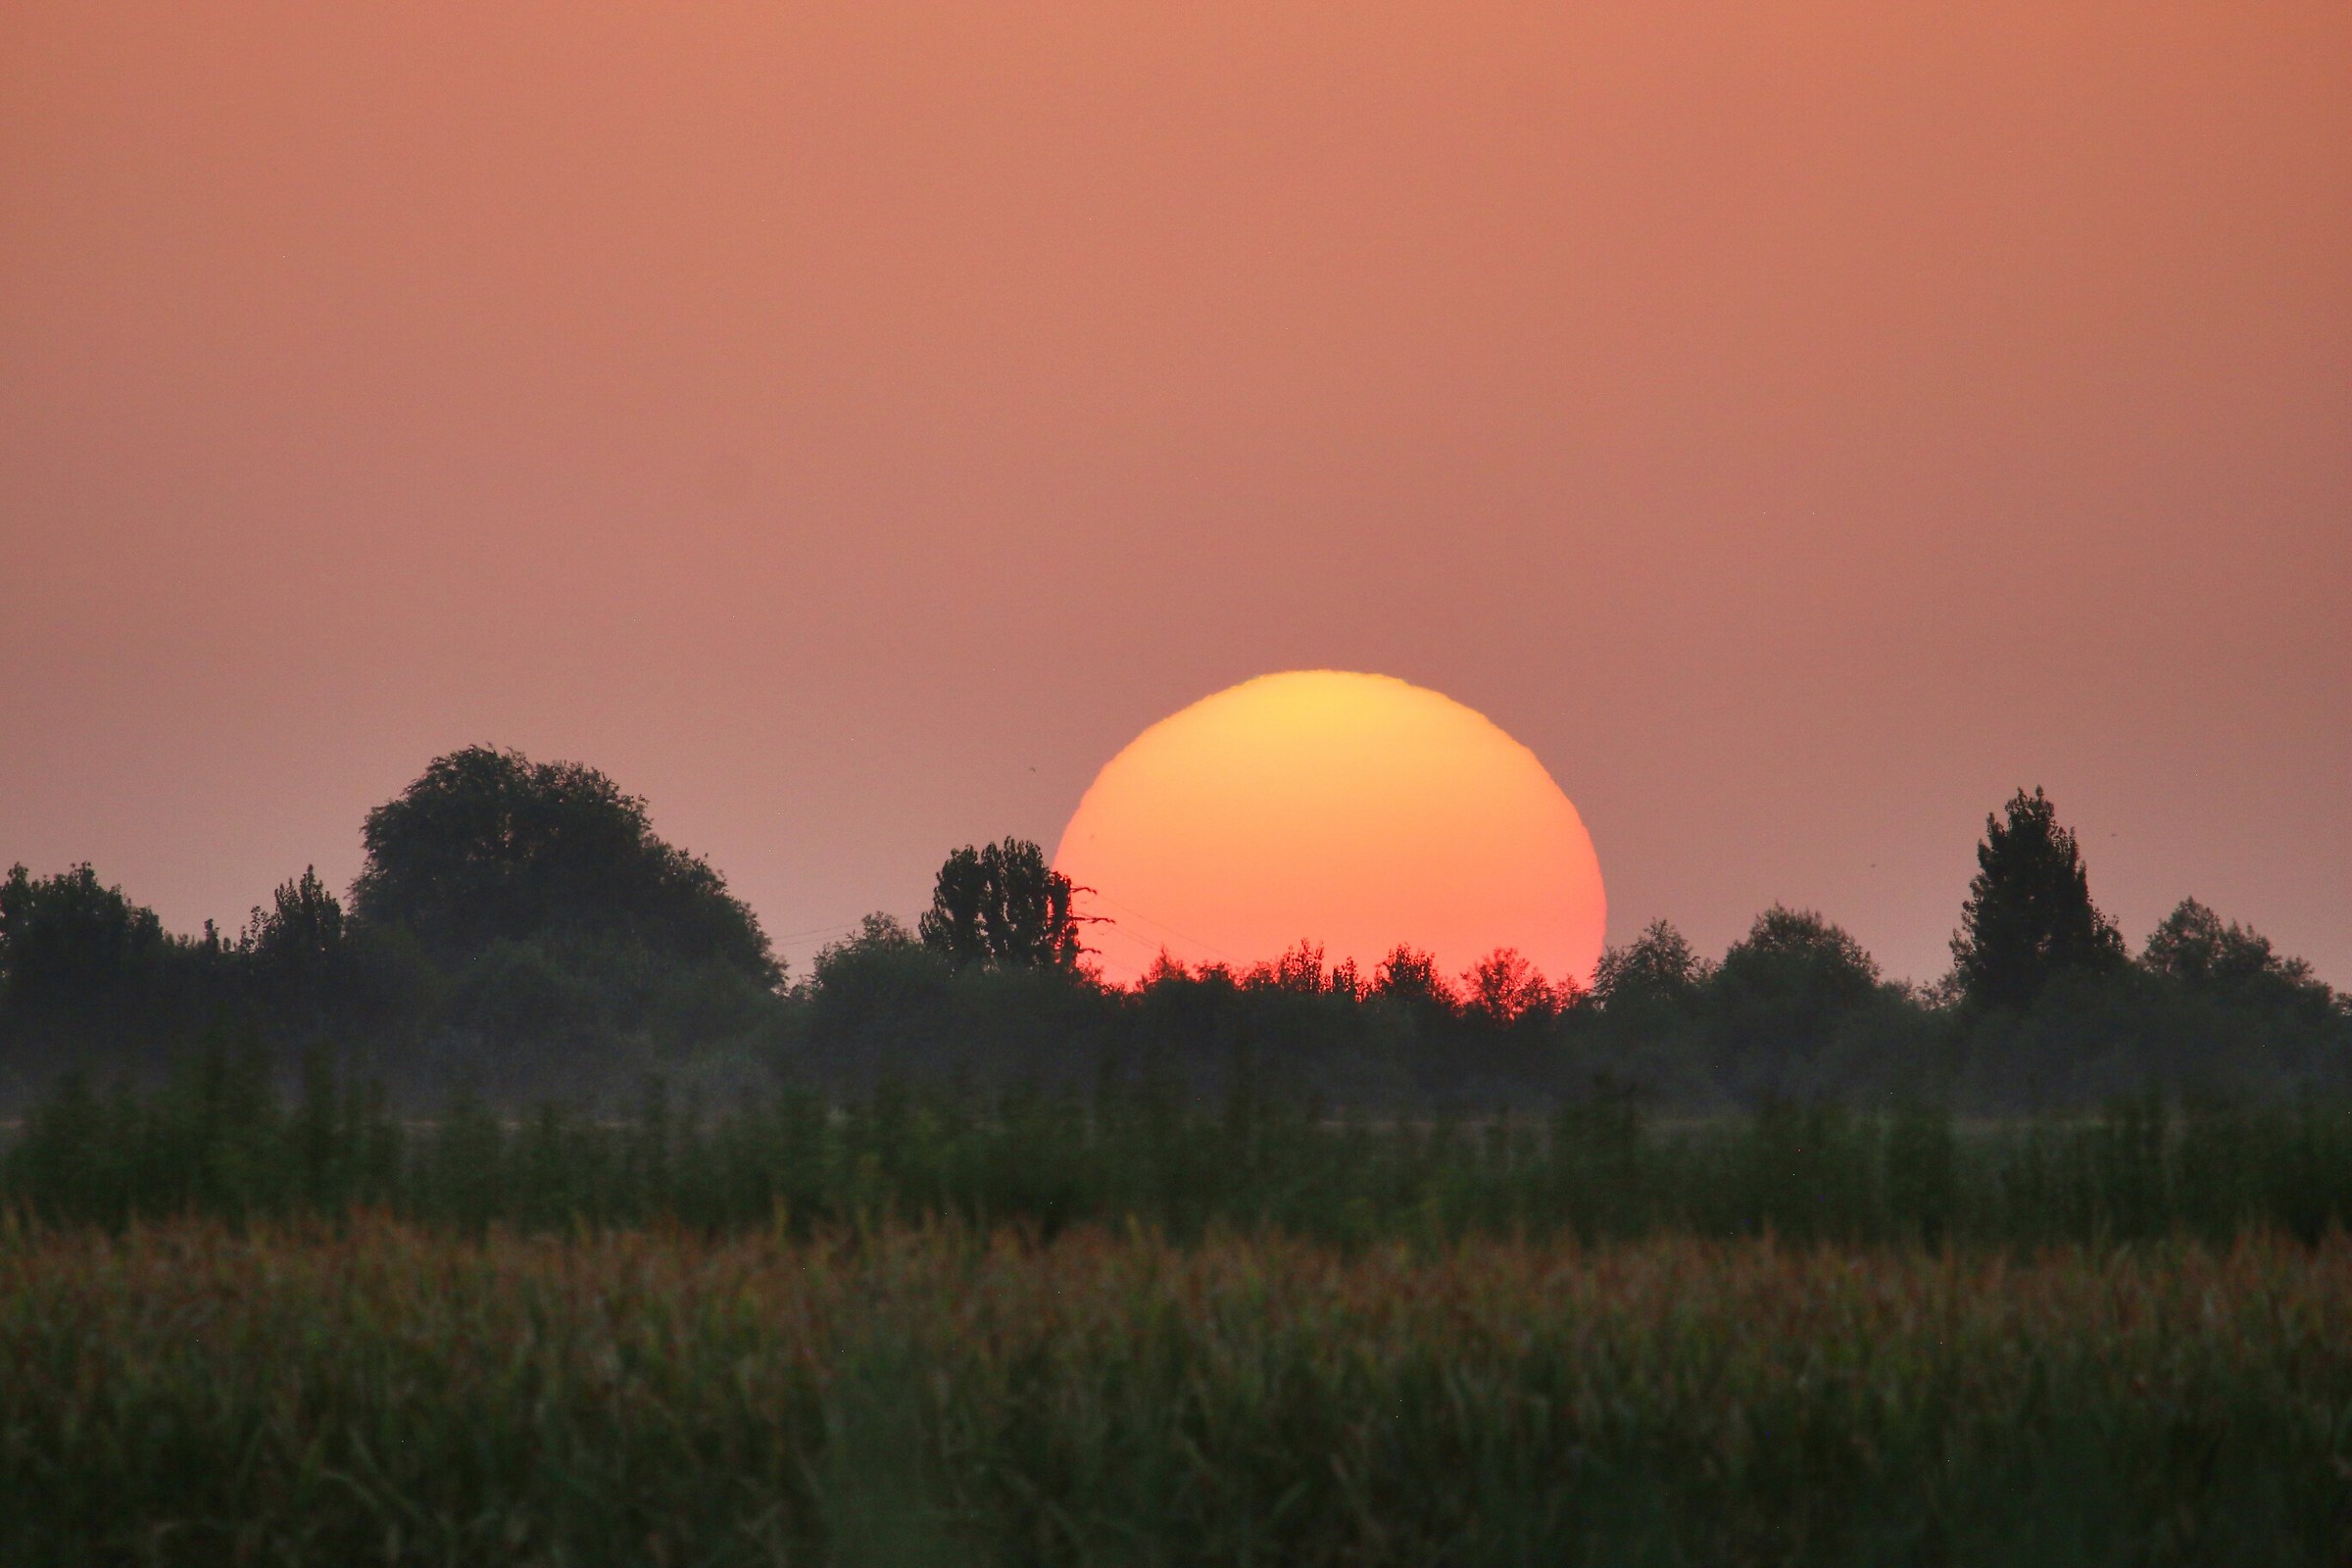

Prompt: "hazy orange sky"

[3,0,2346,985]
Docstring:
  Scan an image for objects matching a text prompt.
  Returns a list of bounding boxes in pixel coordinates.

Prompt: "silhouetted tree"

[800,913,950,1079]
[0,862,229,1074]
[917,838,1085,969]
[1576,921,1717,1101]
[1327,956,1366,1001]
[1269,941,1330,996]
[1705,906,1884,1101]
[1592,920,1711,1012]
[1372,945,1454,1009]
[1462,948,1561,1025]
[1239,941,1341,997]
[1949,787,2125,1012]
[239,867,349,1037]
[0,863,170,1007]
[1715,906,1879,1011]
[351,747,777,984]
[2141,899,2319,996]
[241,867,345,977]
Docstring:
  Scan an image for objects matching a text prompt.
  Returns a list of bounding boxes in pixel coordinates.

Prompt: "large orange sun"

[1054,671,1606,990]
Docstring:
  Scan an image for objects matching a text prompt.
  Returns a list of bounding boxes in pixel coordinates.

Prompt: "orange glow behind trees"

[1053,672,1605,991]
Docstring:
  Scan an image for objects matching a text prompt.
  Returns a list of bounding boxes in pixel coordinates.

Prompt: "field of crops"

[4,1217,2350,1566]
[10,1059,2352,1563]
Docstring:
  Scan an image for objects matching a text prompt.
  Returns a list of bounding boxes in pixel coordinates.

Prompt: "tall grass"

[12,1047,2352,1561]
[2,1219,2348,1564]
[8,1038,2352,1247]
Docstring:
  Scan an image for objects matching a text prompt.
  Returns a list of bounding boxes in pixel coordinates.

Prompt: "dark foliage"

[0,862,172,1003]
[235,867,351,1041]
[2145,896,2331,1003]
[341,747,785,1097]
[5,775,2345,1116]
[353,745,777,982]
[799,913,1115,1092]
[916,837,1085,969]
[1951,787,2128,1011]
[2,751,787,1106]
[8,780,2352,1566]
[0,864,229,1095]
[1371,944,1451,1006]
[15,1052,2352,1250]
[1592,917,1713,1011]
[10,1221,2352,1568]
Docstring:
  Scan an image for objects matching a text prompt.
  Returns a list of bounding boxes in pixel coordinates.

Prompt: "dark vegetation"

[11,1033,2352,1250]
[4,753,2342,1116]
[0,747,787,1107]
[5,751,2347,1250]
[8,754,2352,1564]
[6,1222,2352,1566]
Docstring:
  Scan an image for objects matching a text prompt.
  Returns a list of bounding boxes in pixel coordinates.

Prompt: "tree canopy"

[1716,906,1880,1011]
[0,863,172,1007]
[3,762,2345,1115]
[1592,920,1712,1012]
[351,746,777,985]
[2142,898,2316,996]
[917,838,1085,969]
[1949,788,2125,1012]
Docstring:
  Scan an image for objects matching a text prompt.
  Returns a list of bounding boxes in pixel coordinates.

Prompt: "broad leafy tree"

[2141,898,2315,994]
[351,746,777,985]
[1592,919,1712,1013]
[1706,905,1884,1099]
[917,838,1085,969]
[1949,787,2124,1012]
[1583,920,1714,1097]
[0,862,226,1065]
[0,863,171,1006]
[1715,906,1880,1012]
[238,867,350,1035]
[1372,945,1454,1009]
[0,861,195,1066]
[240,867,345,976]
[1461,948,1562,1025]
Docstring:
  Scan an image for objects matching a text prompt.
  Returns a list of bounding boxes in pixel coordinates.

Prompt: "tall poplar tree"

[918,838,1086,970]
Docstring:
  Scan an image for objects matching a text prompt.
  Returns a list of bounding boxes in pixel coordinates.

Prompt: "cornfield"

[4,1217,2350,1564]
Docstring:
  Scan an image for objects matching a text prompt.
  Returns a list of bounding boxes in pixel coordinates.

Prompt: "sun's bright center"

[1053,670,1606,989]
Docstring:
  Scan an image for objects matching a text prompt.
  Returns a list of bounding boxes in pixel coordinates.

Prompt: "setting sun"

[1054,671,1605,989]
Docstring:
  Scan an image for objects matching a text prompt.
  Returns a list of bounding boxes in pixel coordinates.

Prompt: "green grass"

[3,1219,2350,1565]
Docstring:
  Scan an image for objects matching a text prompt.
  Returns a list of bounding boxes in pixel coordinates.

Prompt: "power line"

[1080,888,1242,965]
[772,919,868,943]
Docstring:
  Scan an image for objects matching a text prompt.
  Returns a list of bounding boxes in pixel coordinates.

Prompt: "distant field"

[4,1219,2349,1565]
[12,1059,2352,1249]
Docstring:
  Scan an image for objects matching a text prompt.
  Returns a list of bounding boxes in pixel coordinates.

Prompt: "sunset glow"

[1054,672,1605,990]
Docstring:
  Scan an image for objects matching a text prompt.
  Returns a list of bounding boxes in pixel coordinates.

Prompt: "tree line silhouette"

[2,747,2343,1111]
